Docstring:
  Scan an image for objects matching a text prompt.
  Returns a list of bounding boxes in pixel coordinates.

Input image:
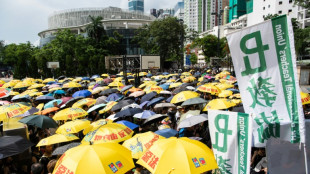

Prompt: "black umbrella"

[14,107,39,118]
[58,76,66,80]
[0,136,33,159]
[52,142,81,156]
[172,87,187,94]
[111,99,135,112]
[63,96,84,108]
[232,105,245,113]
[35,96,55,103]
[147,97,165,107]
[19,115,58,129]
[120,85,133,93]
[115,108,143,118]
[166,96,173,103]
[141,91,157,103]
[100,88,118,96]
[143,114,168,125]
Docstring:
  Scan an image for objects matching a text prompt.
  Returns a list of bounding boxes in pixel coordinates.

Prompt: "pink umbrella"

[204,75,212,79]
[48,84,60,89]
[58,97,73,107]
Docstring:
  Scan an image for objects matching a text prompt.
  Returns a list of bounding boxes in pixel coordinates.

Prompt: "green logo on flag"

[212,114,233,153]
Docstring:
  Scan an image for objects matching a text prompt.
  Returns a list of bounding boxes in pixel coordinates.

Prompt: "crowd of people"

[1,68,307,174]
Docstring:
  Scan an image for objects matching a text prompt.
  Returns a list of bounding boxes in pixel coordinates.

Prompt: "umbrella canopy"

[0,136,33,159]
[121,103,142,111]
[0,101,10,106]
[19,115,58,129]
[82,123,134,144]
[95,96,107,105]
[44,99,62,109]
[63,96,84,108]
[37,134,79,147]
[14,107,39,118]
[11,94,31,102]
[72,98,96,108]
[53,143,134,174]
[170,91,199,104]
[87,103,106,113]
[0,103,31,121]
[137,137,218,174]
[108,81,124,87]
[129,91,145,97]
[53,107,88,121]
[38,107,59,115]
[100,88,118,96]
[99,101,118,114]
[218,90,233,98]
[301,92,310,105]
[52,142,81,156]
[197,84,221,94]
[159,90,172,95]
[147,97,165,107]
[180,110,201,122]
[143,114,168,125]
[123,132,165,159]
[58,97,73,107]
[111,99,135,112]
[106,93,124,102]
[159,84,170,90]
[181,97,208,106]
[83,119,112,135]
[154,103,176,109]
[154,128,178,138]
[35,95,55,103]
[56,119,90,134]
[54,90,66,95]
[0,88,10,98]
[133,110,156,119]
[72,90,92,98]
[145,86,163,94]
[62,82,82,88]
[226,88,240,94]
[120,85,133,93]
[116,120,139,130]
[177,114,208,129]
[115,108,143,118]
[141,91,157,103]
[203,99,237,111]
[129,88,142,93]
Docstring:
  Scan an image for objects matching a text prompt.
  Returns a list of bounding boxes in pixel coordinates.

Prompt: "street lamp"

[211,7,223,58]
[177,19,184,70]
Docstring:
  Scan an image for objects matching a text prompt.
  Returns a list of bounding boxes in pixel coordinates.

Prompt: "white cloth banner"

[209,110,252,174]
[227,15,305,146]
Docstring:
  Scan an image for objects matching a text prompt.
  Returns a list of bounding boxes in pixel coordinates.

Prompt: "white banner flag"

[227,15,305,146]
[209,110,252,174]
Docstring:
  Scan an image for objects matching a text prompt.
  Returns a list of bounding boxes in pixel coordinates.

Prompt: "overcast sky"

[0,0,179,46]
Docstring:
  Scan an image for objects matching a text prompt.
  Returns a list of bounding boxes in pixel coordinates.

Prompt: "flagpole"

[304,143,308,174]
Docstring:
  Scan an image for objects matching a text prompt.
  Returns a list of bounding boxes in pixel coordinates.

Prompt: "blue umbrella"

[72,90,92,98]
[141,91,157,103]
[116,120,139,130]
[115,108,143,118]
[155,128,178,138]
[146,73,152,77]
[133,110,156,119]
[166,96,173,103]
[159,84,170,90]
[44,99,62,109]
[106,93,124,102]
[45,93,54,97]
[139,101,149,108]
[53,90,66,95]
[162,72,169,75]
[47,81,56,85]
[147,97,165,107]
[120,85,133,93]
[82,77,90,81]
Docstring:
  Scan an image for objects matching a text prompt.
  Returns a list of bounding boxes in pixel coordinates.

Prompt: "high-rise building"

[157,9,164,18]
[174,0,185,15]
[158,9,175,19]
[150,8,157,17]
[229,0,246,23]
[247,0,297,26]
[128,0,144,13]
[174,0,185,20]
[184,0,204,32]
[297,6,310,29]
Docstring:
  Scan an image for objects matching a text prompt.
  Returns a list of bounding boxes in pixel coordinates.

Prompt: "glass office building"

[128,0,144,13]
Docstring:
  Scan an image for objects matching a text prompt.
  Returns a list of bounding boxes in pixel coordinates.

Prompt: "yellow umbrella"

[49,87,62,92]
[139,72,148,76]
[72,78,82,83]
[108,82,124,87]
[72,98,96,108]
[92,87,109,95]
[62,82,82,88]
[42,78,55,84]
[203,99,237,111]
[83,119,113,135]
[123,131,165,159]
[28,84,45,90]
[82,123,134,144]
[101,73,109,77]
[170,91,199,104]
[28,92,43,97]
[9,91,19,96]
[37,134,79,147]
[182,76,196,83]
[181,72,192,76]
[53,107,88,121]
[35,79,43,83]
[146,86,163,94]
[52,143,135,174]
[3,81,16,88]
[169,82,182,89]
[229,93,241,99]
[218,90,233,98]
[216,83,234,90]
[0,103,31,121]
[137,137,218,174]
[301,92,310,105]
[56,119,91,135]
[197,84,221,95]
[99,101,117,114]
[95,77,104,82]
[166,79,176,83]
[0,80,6,85]
[13,82,32,89]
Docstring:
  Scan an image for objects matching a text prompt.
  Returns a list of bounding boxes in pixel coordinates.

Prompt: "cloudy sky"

[0,0,179,45]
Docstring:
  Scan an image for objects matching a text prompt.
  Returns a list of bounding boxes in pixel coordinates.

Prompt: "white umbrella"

[177,114,208,130]
[121,103,142,111]
[159,90,172,95]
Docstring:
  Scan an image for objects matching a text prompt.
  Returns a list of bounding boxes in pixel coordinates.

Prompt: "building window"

[289,0,292,3]
[288,9,292,13]
[268,5,270,8]
[263,7,265,10]
[278,10,282,14]
[279,1,282,5]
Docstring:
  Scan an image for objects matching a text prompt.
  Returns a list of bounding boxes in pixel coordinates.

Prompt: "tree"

[86,16,106,45]
[190,53,198,65]
[134,17,185,69]
[295,27,310,58]
[192,34,226,63]
[263,14,279,21]
[294,0,310,9]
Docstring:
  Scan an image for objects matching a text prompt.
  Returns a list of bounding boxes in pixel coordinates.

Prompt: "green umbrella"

[19,115,58,129]
[181,97,208,106]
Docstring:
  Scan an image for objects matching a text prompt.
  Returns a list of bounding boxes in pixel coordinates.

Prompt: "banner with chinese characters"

[227,15,305,146]
[209,110,252,174]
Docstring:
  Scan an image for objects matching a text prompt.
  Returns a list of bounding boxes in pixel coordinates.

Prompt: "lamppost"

[177,19,184,70]
[211,7,223,58]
